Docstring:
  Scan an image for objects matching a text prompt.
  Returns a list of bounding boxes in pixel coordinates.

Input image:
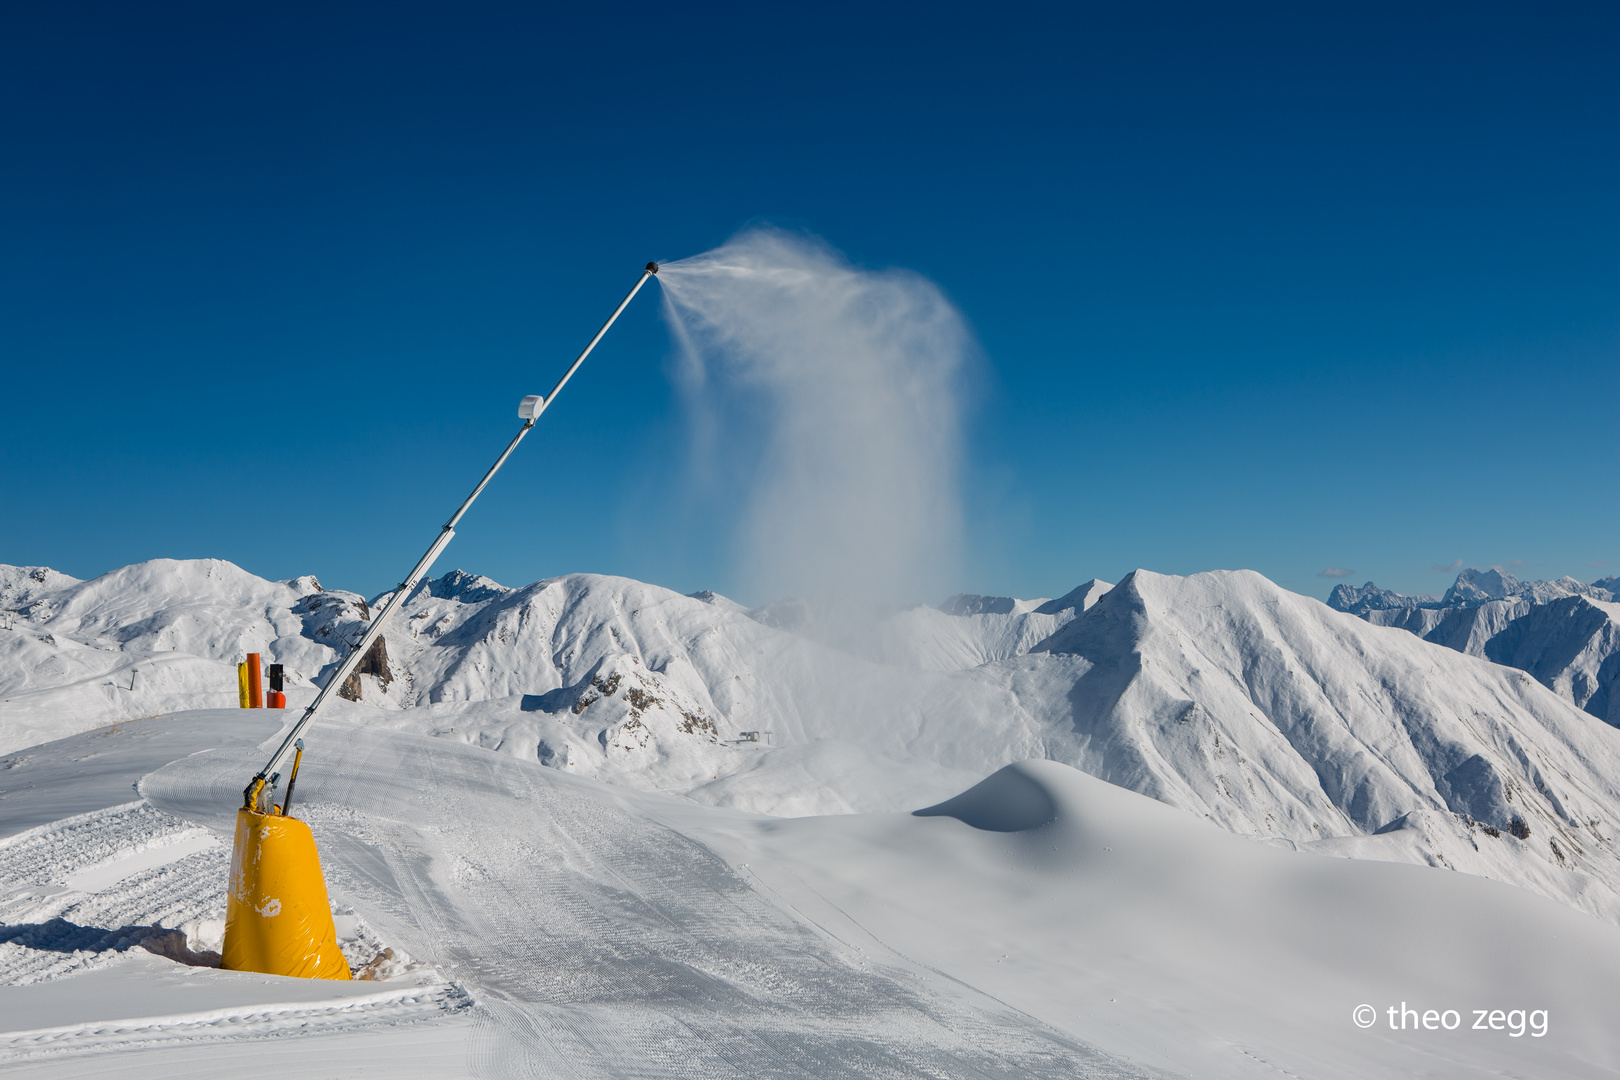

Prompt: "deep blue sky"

[2,2,1616,605]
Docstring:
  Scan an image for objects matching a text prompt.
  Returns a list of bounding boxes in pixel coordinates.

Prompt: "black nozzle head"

[646,262,660,274]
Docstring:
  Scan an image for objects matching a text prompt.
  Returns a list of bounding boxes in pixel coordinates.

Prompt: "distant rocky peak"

[1439,568,1611,608]
[1331,567,1616,615]
[1326,581,1438,615]
[1443,567,1523,606]
[1035,579,1113,615]
[425,568,510,604]
[0,564,82,611]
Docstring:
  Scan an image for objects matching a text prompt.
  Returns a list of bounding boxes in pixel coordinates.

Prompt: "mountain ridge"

[1329,567,1620,724]
[6,557,1620,927]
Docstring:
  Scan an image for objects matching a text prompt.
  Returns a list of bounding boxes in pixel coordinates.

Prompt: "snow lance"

[222,261,660,980]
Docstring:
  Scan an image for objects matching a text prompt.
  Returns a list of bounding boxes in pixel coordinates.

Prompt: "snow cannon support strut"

[221,262,660,980]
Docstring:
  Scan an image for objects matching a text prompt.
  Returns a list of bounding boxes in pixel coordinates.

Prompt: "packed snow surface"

[3,711,1618,1077]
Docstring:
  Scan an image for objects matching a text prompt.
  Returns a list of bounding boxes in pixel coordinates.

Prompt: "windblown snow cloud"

[656,228,972,610]
[1318,566,1354,578]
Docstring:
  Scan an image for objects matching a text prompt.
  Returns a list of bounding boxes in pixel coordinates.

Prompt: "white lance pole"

[244,262,660,807]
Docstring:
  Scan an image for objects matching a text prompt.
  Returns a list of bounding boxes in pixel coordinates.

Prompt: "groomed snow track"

[142,722,1161,1080]
[0,983,470,1062]
[0,713,1163,1078]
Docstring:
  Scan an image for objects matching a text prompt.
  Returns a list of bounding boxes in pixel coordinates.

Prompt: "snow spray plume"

[657,229,973,617]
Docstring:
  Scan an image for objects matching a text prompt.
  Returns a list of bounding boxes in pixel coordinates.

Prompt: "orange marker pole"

[247,653,263,709]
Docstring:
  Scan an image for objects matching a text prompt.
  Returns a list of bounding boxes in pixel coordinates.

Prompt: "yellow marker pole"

[237,662,251,709]
[221,809,350,980]
[246,652,263,708]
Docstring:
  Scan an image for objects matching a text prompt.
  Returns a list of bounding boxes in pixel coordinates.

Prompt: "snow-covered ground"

[5,559,1620,1075]
[9,559,1620,922]
[3,710,1618,1077]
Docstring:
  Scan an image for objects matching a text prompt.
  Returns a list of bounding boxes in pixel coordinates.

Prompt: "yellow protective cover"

[221,809,351,980]
[237,662,251,708]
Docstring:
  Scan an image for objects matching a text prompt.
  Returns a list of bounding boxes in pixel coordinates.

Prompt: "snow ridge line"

[0,980,472,1059]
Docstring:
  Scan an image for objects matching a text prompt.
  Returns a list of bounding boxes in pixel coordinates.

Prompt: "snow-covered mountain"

[1030,569,1620,923]
[8,558,1620,929]
[870,580,1111,671]
[1324,580,1440,613]
[1330,567,1617,613]
[1330,568,1620,724]
[0,560,379,754]
[1441,567,1617,607]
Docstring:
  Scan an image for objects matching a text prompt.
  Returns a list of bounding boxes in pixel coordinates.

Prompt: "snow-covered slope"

[1027,569,1620,922]
[873,580,1111,671]
[9,558,1620,929]
[0,560,371,753]
[0,561,1047,813]
[10,716,1617,1078]
[1333,568,1620,724]
[1483,596,1620,724]
[0,566,82,612]
[720,759,1620,1080]
[8,561,1620,1075]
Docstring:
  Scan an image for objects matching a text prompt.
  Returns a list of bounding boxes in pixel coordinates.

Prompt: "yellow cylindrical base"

[221,809,351,980]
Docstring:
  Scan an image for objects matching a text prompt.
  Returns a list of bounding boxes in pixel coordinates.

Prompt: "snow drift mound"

[739,759,1620,1079]
[914,764,1059,832]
